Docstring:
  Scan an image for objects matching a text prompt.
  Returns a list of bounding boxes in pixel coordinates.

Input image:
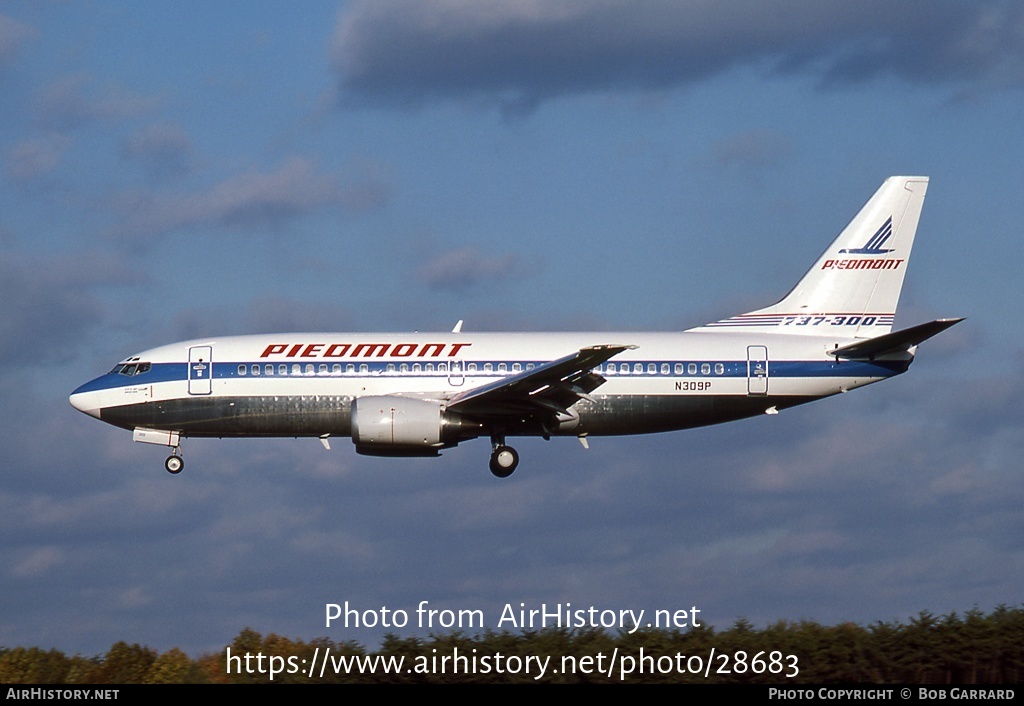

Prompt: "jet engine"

[350,396,480,457]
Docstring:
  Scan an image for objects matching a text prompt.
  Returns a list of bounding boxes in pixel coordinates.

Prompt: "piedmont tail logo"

[840,216,894,254]
[823,217,903,270]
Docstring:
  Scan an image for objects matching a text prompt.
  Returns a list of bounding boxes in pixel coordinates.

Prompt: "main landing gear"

[164,449,184,474]
[488,435,519,478]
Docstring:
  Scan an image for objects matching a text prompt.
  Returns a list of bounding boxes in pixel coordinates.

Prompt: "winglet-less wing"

[827,318,964,359]
[448,344,635,416]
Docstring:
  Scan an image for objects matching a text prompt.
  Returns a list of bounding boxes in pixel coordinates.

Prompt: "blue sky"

[2,1,1022,657]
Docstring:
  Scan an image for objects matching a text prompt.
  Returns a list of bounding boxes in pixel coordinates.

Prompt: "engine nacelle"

[351,396,479,457]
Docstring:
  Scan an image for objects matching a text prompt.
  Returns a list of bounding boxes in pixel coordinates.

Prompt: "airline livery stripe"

[75,359,908,394]
[707,313,895,327]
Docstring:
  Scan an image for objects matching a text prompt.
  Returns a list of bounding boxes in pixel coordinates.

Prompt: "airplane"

[70,176,961,478]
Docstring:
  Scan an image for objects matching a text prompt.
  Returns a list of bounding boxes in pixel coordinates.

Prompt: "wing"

[447,344,635,420]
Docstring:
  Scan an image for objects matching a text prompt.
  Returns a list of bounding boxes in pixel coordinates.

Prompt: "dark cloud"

[0,253,135,368]
[704,129,795,170]
[106,156,391,239]
[330,1,1024,111]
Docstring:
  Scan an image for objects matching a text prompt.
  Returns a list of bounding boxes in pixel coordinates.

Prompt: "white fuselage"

[70,329,908,440]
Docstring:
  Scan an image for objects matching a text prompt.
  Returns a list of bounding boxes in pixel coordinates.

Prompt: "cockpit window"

[112,362,151,376]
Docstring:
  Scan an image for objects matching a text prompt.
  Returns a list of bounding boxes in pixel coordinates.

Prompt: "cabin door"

[188,345,213,395]
[747,345,768,396]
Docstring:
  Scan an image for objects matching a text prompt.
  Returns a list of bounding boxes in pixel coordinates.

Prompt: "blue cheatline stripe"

[75,358,907,394]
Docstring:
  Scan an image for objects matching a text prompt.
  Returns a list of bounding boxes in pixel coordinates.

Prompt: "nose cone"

[69,383,102,419]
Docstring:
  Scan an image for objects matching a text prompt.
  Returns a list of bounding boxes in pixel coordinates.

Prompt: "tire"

[165,455,184,474]
[488,445,519,478]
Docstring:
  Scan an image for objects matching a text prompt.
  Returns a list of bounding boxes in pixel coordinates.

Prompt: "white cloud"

[120,122,194,180]
[107,156,391,239]
[4,134,73,183]
[417,245,521,291]
[34,72,161,131]
[0,14,36,66]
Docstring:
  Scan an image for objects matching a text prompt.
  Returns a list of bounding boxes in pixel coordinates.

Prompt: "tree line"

[2,605,1021,683]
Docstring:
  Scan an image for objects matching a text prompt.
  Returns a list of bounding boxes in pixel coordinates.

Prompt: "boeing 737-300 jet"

[70,176,961,478]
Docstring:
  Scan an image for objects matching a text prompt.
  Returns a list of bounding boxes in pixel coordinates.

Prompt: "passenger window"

[498,363,507,373]
[332,364,341,374]
[238,365,246,375]
[484,363,493,373]
[648,363,656,374]
[359,364,368,374]
[319,364,328,374]
[386,364,395,374]
[606,363,616,374]
[715,363,724,375]
[292,364,301,375]
[701,363,711,375]
[688,363,697,375]
[661,363,670,375]
[634,363,643,374]
[412,363,421,373]
[279,364,287,376]
[347,364,355,374]
[266,365,274,376]
[674,363,683,375]
[513,363,522,373]
[251,364,260,375]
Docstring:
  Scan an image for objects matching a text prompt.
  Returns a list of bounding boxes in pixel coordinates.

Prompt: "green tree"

[0,647,72,683]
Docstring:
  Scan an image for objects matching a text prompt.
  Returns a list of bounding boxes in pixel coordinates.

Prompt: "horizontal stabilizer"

[828,318,964,359]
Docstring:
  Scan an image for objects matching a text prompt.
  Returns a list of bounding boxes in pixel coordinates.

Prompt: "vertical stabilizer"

[693,176,929,338]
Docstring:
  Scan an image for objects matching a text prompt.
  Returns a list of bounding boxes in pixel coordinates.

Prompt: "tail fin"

[693,176,929,338]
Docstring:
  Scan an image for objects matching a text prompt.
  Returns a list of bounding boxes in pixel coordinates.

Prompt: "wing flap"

[448,344,635,416]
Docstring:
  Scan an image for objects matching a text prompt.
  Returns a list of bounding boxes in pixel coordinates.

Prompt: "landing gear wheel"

[165,455,184,474]
[489,445,519,478]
